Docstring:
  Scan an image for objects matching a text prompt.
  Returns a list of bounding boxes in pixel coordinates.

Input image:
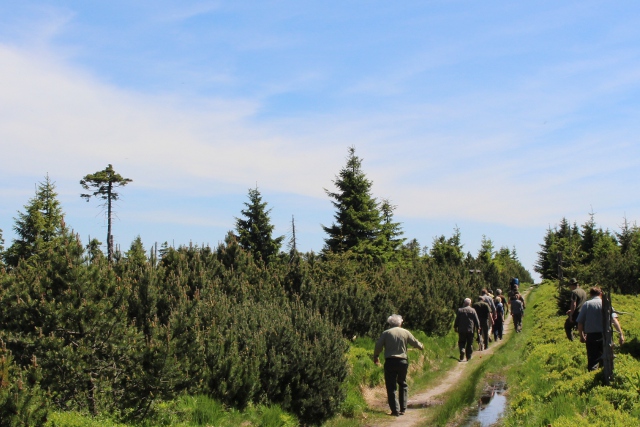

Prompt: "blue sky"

[2,1,640,282]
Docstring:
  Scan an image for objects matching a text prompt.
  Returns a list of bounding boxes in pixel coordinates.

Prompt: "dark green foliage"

[323,147,386,261]
[429,228,464,266]
[376,199,406,263]
[3,175,65,268]
[537,215,640,296]
[0,231,181,421]
[0,174,534,425]
[426,230,531,295]
[235,187,284,264]
[0,346,48,427]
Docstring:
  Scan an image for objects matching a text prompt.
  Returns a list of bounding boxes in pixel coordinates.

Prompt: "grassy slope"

[498,281,640,427]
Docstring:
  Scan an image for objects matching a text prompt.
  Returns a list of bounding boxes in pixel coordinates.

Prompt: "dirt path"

[363,306,517,427]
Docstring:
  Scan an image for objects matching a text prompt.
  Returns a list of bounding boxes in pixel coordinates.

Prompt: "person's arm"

[373,334,384,365]
[567,299,577,317]
[453,311,460,333]
[408,335,424,351]
[612,317,625,345]
[577,322,586,343]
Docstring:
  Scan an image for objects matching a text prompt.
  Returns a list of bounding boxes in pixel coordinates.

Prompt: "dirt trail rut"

[363,307,518,427]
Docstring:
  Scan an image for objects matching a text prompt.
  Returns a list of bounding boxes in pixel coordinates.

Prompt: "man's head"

[387,314,403,327]
[589,286,602,297]
[496,289,502,295]
[477,296,485,302]
[568,278,579,288]
[463,298,472,307]
[481,288,488,295]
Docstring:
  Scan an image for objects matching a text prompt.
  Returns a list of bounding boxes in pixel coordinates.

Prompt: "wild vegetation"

[499,280,640,426]
[0,151,531,426]
[536,214,640,295]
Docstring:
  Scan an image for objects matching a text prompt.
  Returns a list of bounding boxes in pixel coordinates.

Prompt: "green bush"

[0,348,48,427]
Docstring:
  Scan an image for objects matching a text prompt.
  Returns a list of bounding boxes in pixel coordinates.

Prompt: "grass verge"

[497,280,640,427]
[417,283,535,427]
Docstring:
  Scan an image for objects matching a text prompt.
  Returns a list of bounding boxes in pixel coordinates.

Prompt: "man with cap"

[565,278,587,341]
[373,314,424,416]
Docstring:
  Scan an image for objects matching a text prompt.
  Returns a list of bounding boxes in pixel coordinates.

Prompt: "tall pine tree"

[323,147,384,260]
[80,164,132,263]
[235,187,284,264]
[4,175,65,267]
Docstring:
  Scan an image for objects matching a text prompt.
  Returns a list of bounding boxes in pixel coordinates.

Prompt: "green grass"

[413,282,535,427]
[322,329,462,426]
[498,280,640,427]
[46,396,298,427]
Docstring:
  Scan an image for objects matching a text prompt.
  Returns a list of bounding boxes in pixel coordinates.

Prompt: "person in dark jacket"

[493,296,505,341]
[472,296,493,350]
[564,278,587,341]
[454,298,481,361]
[373,314,424,416]
[510,292,524,332]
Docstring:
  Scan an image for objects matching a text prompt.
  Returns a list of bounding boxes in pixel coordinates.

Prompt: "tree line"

[536,214,640,296]
[0,148,531,425]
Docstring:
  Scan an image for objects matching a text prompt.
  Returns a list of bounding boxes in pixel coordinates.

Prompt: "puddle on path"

[461,381,507,427]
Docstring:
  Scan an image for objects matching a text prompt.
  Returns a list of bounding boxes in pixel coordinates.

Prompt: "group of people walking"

[372,278,525,416]
[372,276,628,417]
[454,279,525,362]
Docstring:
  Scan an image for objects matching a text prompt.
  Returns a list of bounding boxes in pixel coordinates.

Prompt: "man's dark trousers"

[564,310,580,340]
[384,357,408,414]
[586,332,604,371]
[513,313,523,332]
[458,331,474,360]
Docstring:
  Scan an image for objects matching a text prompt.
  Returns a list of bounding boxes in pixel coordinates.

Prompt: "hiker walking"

[510,292,524,333]
[454,298,481,362]
[493,296,505,341]
[373,314,424,417]
[510,277,519,291]
[480,288,496,341]
[473,296,493,350]
[496,289,508,316]
[576,286,625,371]
[565,277,587,341]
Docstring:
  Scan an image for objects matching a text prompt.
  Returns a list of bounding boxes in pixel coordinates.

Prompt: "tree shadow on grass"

[618,337,640,359]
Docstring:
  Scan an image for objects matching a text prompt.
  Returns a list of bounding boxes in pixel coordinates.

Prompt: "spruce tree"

[377,199,406,258]
[323,147,383,259]
[80,164,132,263]
[4,175,65,267]
[429,228,464,266]
[235,187,284,263]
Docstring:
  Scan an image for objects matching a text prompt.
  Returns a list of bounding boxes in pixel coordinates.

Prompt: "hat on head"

[568,278,578,286]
